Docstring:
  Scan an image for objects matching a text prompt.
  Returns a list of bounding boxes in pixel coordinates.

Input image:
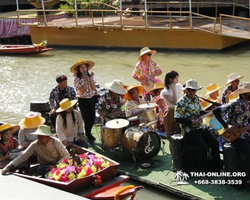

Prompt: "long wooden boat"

[0,44,53,55]
[28,0,60,9]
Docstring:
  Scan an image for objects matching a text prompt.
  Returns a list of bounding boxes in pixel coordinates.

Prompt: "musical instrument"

[127,116,140,127]
[105,119,129,129]
[140,109,158,127]
[187,111,213,127]
[141,80,154,92]
[222,125,250,142]
[198,96,221,107]
[138,102,157,109]
[122,127,161,161]
[101,126,123,148]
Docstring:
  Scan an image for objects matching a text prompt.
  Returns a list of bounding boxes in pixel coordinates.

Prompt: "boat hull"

[0,45,53,55]
[28,0,60,9]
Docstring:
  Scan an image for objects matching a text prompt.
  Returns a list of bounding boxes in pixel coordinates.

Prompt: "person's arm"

[89,73,96,91]
[213,107,228,128]
[76,110,84,135]
[54,139,70,164]
[74,77,88,94]
[18,129,29,147]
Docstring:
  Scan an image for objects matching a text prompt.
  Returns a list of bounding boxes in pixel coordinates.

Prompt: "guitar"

[187,111,213,127]
[222,125,250,142]
[141,80,154,92]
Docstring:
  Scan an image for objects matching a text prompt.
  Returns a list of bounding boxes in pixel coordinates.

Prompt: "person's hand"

[62,140,70,146]
[50,108,56,115]
[79,134,85,142]
[1,163,13,175]
[90,72,94,77]
[192,118,203,125]
[4,153,11,160]
[143,80,149,86]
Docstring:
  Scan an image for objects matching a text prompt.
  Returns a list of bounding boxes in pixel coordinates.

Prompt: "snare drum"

[140,109,158,127]
[122,127,161,160]
[127,116,140,127]
[101,126,122,148]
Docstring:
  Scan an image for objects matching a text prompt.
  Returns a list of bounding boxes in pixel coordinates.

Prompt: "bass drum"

[122,127,161,160]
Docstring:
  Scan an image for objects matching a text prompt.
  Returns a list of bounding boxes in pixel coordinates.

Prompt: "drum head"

[136,131,161,160]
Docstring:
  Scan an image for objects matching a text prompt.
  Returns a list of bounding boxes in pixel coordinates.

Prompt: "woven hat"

[124,85,144,100]
[229,92,239,102]
[138,47,156,61]
[226,72,244,85]
[31,125,56,137]
[201,100,212,111]
[0,123,20,136]
[56,98,78,113]
[70,59,95,73]
[232,82,250,96]
[184,79,202,90]
[205,83,222,96]
[19,112,45,129]
[143,80,154,92]
[105,79,127,95]
[149,82,164,93]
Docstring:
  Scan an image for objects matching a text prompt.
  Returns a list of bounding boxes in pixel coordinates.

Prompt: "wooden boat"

[13,144,143,199]
[28,0,60,9]
[0,44,53,55]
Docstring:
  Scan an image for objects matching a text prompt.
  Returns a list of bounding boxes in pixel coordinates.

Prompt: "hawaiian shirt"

[49,85,77,108]
[156,106,167,125]
[175,95,203,134]
[125,98,145,117]
[74,76,96,98]
[222,85,235,104]
[132,59,162,81]
[98,91,122,121]
[220,98,250,140]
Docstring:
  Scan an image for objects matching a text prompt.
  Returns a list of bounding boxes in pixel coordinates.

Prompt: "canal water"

[1,42,250,199]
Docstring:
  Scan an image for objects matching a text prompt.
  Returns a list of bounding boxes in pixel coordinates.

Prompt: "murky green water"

[1,42,250,199]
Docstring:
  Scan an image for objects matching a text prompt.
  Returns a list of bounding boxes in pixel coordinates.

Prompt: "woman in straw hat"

[71,59,97,145]
[124,85,145,118]
[56,98,89,148]
[132,47,162,101]
[2,125,70,176]
[98,79,127,123]
[18,112,45,147]
[149,82,164,101]
[153,96,167,132]
[175,79,220,173]
[0,123,20,169]
[222,72,243,104]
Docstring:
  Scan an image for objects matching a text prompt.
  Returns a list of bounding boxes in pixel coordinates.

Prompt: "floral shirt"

[222,85,235,104]
[74,76,96,98]
[132,60,162,81]
[49,85,77,108]
[220,98,250,140]
[175,95,203,134]
[156,106,167,125]
[125,98,145,117]
[98,91,122,121]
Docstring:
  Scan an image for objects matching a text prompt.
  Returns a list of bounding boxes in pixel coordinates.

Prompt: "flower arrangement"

[47,153,111,182]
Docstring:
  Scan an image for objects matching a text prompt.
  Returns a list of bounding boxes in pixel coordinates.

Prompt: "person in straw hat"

[18,112,45,148]
[124,84,145,118]
[132,47,162,101]
[2,125,70,176]
[222,72,244,104]
[205,83,222,104]
[153,96,167,132]
[175,79,220,173]
[49,74,77,130]
[71,59,97,145]
[0,123,20,169]
[149,82,164,101]
[56,98,89,148]
[98,79,127,123]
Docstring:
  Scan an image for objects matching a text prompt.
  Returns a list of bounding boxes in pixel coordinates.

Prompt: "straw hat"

[232,82,250,96]
[56,98,78,113]
[205,83,222,96]
[138,47,156,61]
[201,100,212,111]
[148,82,164,93]
[0,123,20,136]
[70,59,95,73]
[19,112,45,129]
[105,79,127,95]
[31,125,56,137]
[228,92,239,102]
[124,85,144,100]
[184,79,202,90]
[226,72,244,85]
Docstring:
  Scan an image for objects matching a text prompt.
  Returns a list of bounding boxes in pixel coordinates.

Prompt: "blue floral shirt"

[222,85,235,104]
[221,98,250,140]
[175,95,203,134]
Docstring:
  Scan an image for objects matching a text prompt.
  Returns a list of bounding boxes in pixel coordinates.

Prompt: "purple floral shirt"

[222,85,236,104]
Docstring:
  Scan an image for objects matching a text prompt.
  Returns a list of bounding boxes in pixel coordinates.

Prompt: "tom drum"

[140,109,158,127]
[101,126,122,148]
[122,127,161,160]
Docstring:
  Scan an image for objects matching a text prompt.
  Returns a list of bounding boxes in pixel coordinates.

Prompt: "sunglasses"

[147,53,152,56]
[186,88,197,92]
[234,80,240,83]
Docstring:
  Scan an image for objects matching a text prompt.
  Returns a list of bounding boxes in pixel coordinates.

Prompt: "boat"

[13,143,143,199]
[28,0,60,9]
[0,41,53,55]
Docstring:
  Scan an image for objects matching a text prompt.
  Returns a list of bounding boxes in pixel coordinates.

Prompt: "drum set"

[101,103,163,162]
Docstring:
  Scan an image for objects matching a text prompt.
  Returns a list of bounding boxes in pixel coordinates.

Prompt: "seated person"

[153,96,167,132]
[98,79,127,123]
[56,98,89,148]
[174,79,220,173]
[149,82,164,101]
[124,85,145,118]
[205,83,222,104]
[2,125,70,177]
[18,112,45,148]
[0,124,20,169]
[49,74,77,129]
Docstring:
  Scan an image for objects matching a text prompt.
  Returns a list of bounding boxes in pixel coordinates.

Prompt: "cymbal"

[105,119,129,129]
[138,103,157,109]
